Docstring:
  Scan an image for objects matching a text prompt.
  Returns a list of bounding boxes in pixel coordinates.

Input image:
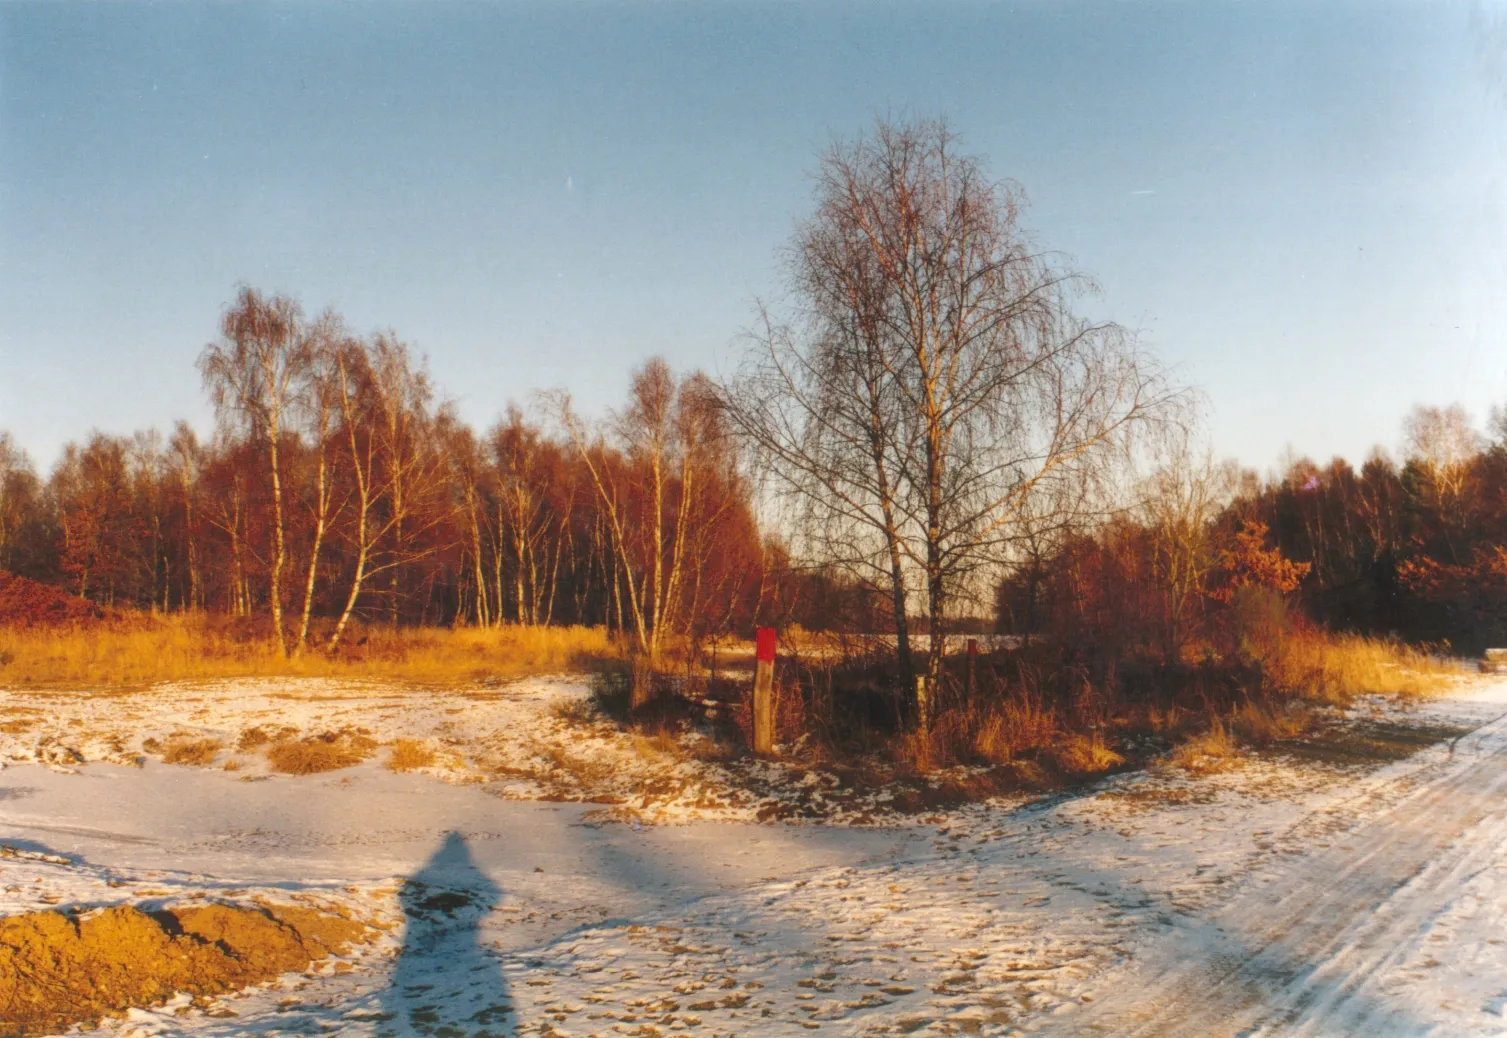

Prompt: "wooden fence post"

[967,638,978,703]
[753,626,777,754]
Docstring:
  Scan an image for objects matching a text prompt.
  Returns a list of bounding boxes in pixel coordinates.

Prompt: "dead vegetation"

[385,737,436,772]
[1260,628,1453,702]
[265,729,376,775]
[1164,722,1241,775]
[0,899,374,1038]
[159,735,223,767]
[598,616,1456,807]
[0,614,617,690]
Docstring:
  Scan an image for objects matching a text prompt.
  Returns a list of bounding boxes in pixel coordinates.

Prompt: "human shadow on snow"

[378,830,513,1038]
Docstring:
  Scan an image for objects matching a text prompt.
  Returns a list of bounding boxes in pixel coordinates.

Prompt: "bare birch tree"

[326,333,449,645]
[725,117,1178,712]
[1401,403,1481,564]
[199,287,315,655]
[550,359,731,659]
[292,317,346,653]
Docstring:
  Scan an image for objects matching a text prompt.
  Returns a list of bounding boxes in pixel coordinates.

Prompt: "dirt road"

[1074,703,1507,1037]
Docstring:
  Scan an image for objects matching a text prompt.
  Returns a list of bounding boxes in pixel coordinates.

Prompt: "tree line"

[0,299,783,656]
[1,116,1497,694]
[997,402,1507,664]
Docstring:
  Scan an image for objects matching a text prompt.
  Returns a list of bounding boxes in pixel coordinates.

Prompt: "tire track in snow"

[1071,708,1507,1037]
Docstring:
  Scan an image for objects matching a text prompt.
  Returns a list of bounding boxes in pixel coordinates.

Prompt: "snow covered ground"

[3,674,1507,1036]
[0,677,928,823]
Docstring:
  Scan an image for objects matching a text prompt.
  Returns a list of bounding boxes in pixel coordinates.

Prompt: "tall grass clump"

[1256,628,1453,702]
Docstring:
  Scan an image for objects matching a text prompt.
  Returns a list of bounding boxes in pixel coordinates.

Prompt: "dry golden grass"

[1229,700,1313,746]
[159,736,222,767]
[0,614,618,689]
[631,730,681,760]
[1049,732,1126,775]
[384,738,436,773]
[265,730,376,775]
[904,694,1062,772]
[237,726,277,751]
[540,745,613,785]
[1166,721,1241,775]
[975,695,1058,763]
[1260,629,1454,703]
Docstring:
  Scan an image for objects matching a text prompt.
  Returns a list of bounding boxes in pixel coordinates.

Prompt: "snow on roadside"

[0,676,1029,826]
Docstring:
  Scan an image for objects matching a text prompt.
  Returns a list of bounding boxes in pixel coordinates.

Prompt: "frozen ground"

[0,677,927,822]
[3,675,1507,1036]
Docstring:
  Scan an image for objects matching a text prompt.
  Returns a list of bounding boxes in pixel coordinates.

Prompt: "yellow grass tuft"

[1229,700,1312,746]
[265,730,376,775]
[384,738,436,773]
[237,727,276,751]
[1166,721,1241,775]
[0,614,618,690]
[631,731,681,760]
[1048,732,1125,775]
[909,695,1061,772]
[159,736,222,767]
[973,695,1058,763]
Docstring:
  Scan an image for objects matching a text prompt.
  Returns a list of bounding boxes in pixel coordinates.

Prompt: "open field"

[4,671,1507,1035]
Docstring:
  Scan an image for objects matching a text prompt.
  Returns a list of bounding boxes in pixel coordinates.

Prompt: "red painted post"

[756,627,777,664]
[753,626,776,754]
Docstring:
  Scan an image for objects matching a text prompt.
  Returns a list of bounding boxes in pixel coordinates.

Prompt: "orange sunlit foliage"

[998,402,1507,662]
[1208,521,1311,603]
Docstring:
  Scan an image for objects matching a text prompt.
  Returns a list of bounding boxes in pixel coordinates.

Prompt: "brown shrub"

[384,738,436,773]
[236,727,266,750]
[159,736,222,767]
[0,571,108,630]
[0,900,372,1038]
[550,696,596,726]
[265,730,376,775]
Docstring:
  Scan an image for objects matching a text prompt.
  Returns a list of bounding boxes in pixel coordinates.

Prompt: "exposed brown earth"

[0,900,375,1037]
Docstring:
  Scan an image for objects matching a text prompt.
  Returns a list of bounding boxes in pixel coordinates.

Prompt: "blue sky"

[3,1,1505,473]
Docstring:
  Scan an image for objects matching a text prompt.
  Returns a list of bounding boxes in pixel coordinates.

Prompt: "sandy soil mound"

[0,900,374,1037]
[0,572,107,629]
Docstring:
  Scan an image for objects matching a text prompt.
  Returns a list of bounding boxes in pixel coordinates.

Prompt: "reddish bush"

[0,571,109,628]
